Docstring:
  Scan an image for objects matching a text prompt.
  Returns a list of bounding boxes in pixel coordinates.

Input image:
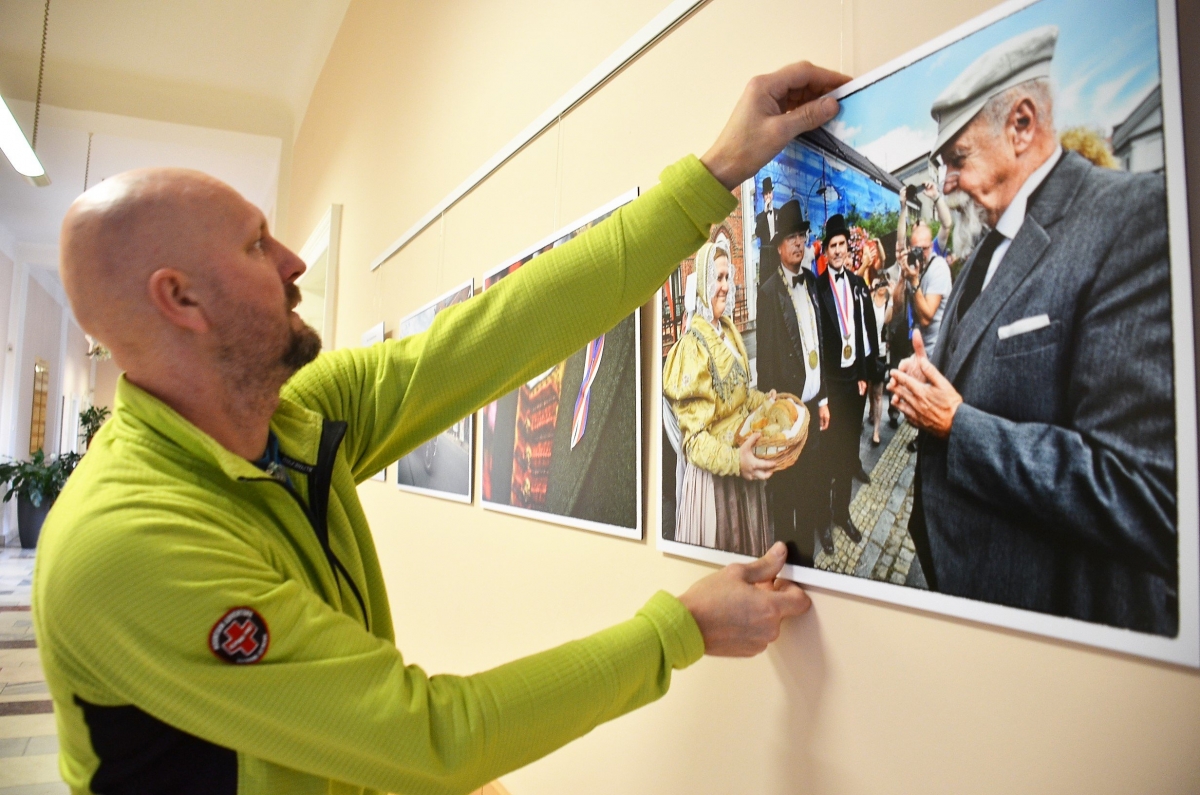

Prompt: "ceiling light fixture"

[0,96,48,186]
[0,0,51,187]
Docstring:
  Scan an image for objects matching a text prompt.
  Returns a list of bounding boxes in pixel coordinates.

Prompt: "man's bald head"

[910,223,933,250]
[61,167,321,414]
[61,168,249,353]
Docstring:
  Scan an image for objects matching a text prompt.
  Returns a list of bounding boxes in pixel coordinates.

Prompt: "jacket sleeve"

[944,178,1176,578]
[282,156,738,482]
[48,509,705,795]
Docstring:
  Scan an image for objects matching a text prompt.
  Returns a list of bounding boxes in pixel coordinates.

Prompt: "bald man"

[34,63,848,795]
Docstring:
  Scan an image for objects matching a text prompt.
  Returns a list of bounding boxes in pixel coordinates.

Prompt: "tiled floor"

[0,548,65,795]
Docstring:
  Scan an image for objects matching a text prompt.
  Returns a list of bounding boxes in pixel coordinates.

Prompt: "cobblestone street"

[814,413,928,590]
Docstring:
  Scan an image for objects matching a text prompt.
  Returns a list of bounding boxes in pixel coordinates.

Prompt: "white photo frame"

[480,189,643,541]
[659,0,1197,667]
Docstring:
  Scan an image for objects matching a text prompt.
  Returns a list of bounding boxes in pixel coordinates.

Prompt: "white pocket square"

[997,314,1051,340]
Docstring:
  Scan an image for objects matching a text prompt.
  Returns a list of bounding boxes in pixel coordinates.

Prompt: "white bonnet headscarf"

[686,237,735,329]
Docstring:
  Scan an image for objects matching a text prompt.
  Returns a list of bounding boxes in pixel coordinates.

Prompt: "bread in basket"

[733,393,809,471]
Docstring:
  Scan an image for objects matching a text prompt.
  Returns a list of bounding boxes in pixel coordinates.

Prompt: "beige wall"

[288,1,1200,793]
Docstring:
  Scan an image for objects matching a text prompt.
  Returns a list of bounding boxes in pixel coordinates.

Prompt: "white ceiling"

[0,0,351,132]
[0,99,283,248]
[0,0,350,273]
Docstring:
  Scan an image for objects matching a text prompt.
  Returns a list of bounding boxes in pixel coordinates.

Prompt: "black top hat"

[762,176,774,194]
[772,199,808,245]
[823,213,851,247]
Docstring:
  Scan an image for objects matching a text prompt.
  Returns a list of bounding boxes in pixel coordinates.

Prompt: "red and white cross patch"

[209,607,269,664]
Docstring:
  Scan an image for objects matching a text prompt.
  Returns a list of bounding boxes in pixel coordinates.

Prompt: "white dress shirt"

[982,146,1063,289]
[784,269,826,406]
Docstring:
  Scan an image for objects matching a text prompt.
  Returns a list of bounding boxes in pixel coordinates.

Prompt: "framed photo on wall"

[480,189,643,540]
[659,0,1197,666]
[395,280,476,503]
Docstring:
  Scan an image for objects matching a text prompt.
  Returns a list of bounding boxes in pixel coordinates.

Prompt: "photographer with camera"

[895,221,952,357]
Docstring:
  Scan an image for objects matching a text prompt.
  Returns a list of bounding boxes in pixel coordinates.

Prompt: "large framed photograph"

[395,280,475,503]
[480,190,643,540]
[660,0,1197,666]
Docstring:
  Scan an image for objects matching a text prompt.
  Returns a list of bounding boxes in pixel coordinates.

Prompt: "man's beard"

[215,282,323,404]
[945,191,987,256]
[282,282,323,373]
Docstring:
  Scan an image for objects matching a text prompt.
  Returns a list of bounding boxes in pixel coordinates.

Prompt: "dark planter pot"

[17,494,54,549]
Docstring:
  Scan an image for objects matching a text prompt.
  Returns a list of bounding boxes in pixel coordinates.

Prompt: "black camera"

[905,247,926,269]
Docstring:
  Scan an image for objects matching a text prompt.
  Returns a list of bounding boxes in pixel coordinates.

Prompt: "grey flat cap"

[930,25,1058,158]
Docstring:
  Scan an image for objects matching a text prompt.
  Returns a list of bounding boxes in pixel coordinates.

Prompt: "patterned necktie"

[956,229,1005,321]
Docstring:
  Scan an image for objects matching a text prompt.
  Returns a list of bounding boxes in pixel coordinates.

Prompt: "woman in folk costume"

[663,239,775,556]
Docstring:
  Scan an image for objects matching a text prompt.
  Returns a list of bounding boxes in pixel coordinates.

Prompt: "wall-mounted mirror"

[30,358,50,454]
[296,205,343,351]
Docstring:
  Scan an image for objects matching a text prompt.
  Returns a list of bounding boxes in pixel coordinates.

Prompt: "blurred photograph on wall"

[480,190,642,539]
[395,280,475,503]
[659,0,1197,666]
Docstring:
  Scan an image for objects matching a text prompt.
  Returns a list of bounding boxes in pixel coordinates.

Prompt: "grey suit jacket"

[915,151,1177,636]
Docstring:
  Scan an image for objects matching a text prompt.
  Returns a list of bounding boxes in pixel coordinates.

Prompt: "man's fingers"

[774,96,839,140]
[911,328,926,359]
[770,581,812,617]
[918,356,950,388]
[740,541,787,584]
[764,60,851,103]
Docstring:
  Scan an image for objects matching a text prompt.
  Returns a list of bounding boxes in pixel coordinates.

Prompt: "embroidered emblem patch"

[209,607,269,664]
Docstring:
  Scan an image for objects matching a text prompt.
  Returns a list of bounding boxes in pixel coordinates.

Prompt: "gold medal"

[808,350,818,369]
[843,343,853,359]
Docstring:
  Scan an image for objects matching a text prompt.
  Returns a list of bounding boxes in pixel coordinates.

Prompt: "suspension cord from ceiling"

[31,0,51,151]
[83,132,93,191]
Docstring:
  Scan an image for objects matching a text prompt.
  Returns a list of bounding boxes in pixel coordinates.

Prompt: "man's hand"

[818,403,830,431]
[738,433,774,481]
[923,181,940,200]
[701,62,850,190]
[857,379,868,396]
[678,542,811,657]
[888,330,962,438]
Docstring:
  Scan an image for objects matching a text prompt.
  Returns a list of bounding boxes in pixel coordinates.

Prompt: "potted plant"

[79,405,111,449]
[0,450,81,548]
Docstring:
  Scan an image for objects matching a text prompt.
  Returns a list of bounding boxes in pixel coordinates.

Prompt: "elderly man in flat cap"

[889,25,1176,635]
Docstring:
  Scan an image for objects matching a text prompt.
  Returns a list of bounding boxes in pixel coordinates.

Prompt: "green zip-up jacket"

[33,156,737,795]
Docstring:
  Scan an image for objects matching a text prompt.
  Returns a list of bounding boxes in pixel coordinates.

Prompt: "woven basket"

[734,393,810,472]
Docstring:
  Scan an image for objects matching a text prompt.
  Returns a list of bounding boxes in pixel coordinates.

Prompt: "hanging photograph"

[481,189,642,540]
[659,0,1197,666]
[395,280,476,503]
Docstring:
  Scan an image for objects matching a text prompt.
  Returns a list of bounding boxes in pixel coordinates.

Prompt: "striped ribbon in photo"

[570,334,605,449]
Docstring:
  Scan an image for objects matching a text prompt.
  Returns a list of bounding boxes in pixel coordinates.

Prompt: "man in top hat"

[757,199,834,561]
[888,25,1177,635]
[814,213,878,548]
[755,176,783,285]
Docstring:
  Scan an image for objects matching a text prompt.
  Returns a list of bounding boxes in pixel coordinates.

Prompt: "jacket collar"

[109,375,326,483]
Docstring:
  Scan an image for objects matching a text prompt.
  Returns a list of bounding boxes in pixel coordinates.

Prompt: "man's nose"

[942,171,959,194]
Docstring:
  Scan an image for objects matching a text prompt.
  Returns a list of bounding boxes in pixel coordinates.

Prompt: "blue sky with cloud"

[828,0,1161,172]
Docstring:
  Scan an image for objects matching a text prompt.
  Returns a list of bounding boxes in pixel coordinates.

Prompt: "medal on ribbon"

[828,268,854,364]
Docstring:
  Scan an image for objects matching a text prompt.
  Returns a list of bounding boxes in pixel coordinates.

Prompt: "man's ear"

[1007,96,1039,155]
[147,268,211,333]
